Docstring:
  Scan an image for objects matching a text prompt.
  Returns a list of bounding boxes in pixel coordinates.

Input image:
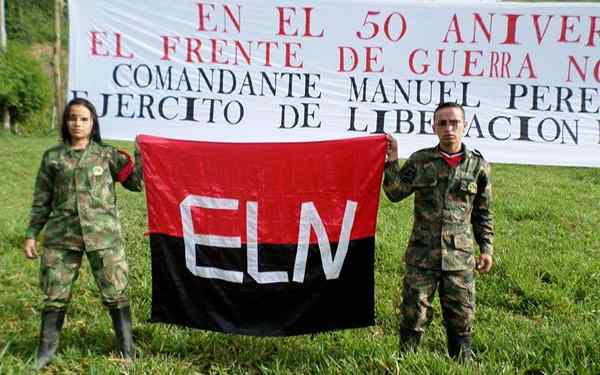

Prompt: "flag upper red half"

[138,135,387,244]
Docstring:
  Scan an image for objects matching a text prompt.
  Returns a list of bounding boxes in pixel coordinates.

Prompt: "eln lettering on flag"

[138,135,387,336]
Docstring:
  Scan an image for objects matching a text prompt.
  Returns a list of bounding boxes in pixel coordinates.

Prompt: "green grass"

[1,134,600,374]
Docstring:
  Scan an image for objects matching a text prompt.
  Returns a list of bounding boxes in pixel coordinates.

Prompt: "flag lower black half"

[149,233,374,336]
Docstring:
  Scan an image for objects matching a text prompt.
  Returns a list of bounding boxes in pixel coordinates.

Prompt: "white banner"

[68,1,600,167]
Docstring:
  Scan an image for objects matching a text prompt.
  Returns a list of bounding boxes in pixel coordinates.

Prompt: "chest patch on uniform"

[92,166,104,176]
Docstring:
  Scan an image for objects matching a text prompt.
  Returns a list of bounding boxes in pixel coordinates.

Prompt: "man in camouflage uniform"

[383,102,494,361]
[24,98,143,369]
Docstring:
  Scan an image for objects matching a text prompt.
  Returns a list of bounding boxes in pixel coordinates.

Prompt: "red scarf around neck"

[439,148,464,168]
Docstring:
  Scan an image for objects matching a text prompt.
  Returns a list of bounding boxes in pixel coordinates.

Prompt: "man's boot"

[34,309,65,370]
[399,328,422,354]
[447,333,473,362]
[109,306,134,360]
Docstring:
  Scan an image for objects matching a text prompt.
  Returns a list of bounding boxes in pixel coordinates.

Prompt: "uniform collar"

[63,140,100,157]
[427,144,473,163]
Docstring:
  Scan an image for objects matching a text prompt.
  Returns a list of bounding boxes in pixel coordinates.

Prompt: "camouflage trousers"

[40,247,130,310]
[400,265,475,336]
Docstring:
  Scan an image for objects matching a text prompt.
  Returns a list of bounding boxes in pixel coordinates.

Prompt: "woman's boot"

[34,309,65,370]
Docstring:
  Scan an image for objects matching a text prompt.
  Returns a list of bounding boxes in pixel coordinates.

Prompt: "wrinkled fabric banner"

[69,0,600,167]
[138,134,386,335]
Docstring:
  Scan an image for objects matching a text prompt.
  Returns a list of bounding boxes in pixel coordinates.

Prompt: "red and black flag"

[138,134,386,336]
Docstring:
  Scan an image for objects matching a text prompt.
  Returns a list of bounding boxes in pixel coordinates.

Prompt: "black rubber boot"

[399,328,422,354]
[109,306,134,360]
[34,310,65,370]
[447,333,473,362]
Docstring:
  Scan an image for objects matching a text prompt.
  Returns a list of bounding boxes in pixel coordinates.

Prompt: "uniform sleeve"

[128,144,144,191]
[26,152,54,239]
[471,161,494,256]
[382,156,416,202]
[110,147,143,192]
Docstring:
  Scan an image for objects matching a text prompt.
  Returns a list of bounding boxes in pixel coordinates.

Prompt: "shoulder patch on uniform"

[472,149,485,160]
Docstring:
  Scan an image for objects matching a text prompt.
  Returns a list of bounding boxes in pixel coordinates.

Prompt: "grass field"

[1,134,599,374]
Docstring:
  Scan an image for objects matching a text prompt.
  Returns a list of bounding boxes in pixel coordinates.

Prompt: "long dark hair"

[61,98,102,144]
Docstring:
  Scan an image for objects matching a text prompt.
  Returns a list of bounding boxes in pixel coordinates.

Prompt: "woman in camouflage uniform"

[23,98,143,369]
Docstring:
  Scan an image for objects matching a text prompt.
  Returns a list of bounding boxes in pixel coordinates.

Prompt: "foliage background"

[0,44,51,131]
[1,0,64,135]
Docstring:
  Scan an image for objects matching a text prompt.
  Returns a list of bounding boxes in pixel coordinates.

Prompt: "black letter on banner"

[218,69,237,94]
[438,80,454,104]
[465,114,484,138]
[537,117,561,142]
[156,65,174,91]
[279,104,299,129]
[581,87,600,114]
[419,110,434,135]
[203,98,223,123]
[415,80,433,106]
[134,65,153,89]
[303,73,322,99]
[348,77,368,102]
[373,110,389,133]
[138,95,155,119]
[560,119,579,144]
[113,64,132,88]
[507,84,527,110]
[461,82,480,108]
[182,97,199,121]
[556,86,574,113]
[515,116,534,141]
[97,93,111,117]
[116,94,135,118]
[301,103,321,128]
[531,85,551,111]
[159,96,179,120]
[281,73,302,98]
[488,116,511,141]
[224,101,244,125]
[348,107,367,132]
[394,109,414,134]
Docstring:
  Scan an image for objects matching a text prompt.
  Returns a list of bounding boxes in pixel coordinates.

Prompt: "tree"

[0,0,6,47]
[0,0,11,131]
[52,0,64,129]
[0,44,51,127]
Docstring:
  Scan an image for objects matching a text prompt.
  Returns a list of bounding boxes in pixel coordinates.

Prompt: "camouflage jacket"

[383,145,494,271]
[26,141,143,251]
